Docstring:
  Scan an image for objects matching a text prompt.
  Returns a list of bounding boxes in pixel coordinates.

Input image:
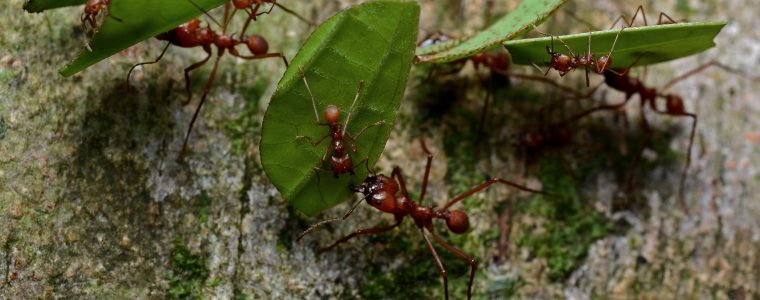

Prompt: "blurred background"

[1,0,758,298]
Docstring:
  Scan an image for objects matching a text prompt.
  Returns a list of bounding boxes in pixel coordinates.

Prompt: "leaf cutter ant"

[125,2,289,157]
[294,66,386,179]
[298,139,550,299]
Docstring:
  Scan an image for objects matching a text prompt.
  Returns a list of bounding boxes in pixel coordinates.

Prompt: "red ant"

[555,61,742,213]
[298,139,548,300]
[294,66,385,178]
[536,25,626,87]
[126,2,288,157]
[81,0,122,51]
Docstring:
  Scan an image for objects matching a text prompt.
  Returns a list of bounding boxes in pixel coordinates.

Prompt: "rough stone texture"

[1,0,758,299]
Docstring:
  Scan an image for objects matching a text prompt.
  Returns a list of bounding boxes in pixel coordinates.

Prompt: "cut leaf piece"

[260,1,419,216]
[415,0,566,63]
[59,0,226,76]
[504,22,726,68]
[23,0,85,13]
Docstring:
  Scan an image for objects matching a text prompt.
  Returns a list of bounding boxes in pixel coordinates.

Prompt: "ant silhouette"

[535,25,626,87]
[298,139,549,300]
[126,2,288,157]
[81,0,122,51]
[294,66,385,179]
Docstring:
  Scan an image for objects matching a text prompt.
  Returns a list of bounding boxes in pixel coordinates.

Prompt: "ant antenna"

[298,66,321,123]
[126,42,171,93]
[343,80,365,135]
[296,193,371,241]
[532,24,575,56]
[273,3,317,27]
[185,0,223,28]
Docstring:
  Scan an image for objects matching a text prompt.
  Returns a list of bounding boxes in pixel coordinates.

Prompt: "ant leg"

[441,178,547,211]
[297,66,321,123]
[318,219,401,252]
[126,42,170,92]
[391,166,410,199]
[561,95,634,125]
[295,132,330,147]
[661,61,742,92]
[231,50,289,68]
[182,46,212,105]
[653,110,696,214]
[272,2,316,27]
[346,120,385,141]
[179,51,222,158]
[630,5,648,27]
[501,72,588,99]
[624,104,651,197]
[428,228,477,300]
[420,229,449,300]
[238,7,257,39]
[418,139,434,204]
[657,12,677,25]
[297,195,367,241]
[342,80,365,135]
[608,15,630,29]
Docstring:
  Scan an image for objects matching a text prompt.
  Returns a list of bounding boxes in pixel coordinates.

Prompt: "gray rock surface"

[1,0,758,299]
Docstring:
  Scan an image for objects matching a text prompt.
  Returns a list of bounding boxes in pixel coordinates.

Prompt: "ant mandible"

[298,139,549,300]
[536,25,626,87]
[295,66,385,178]
[126,2,288,157]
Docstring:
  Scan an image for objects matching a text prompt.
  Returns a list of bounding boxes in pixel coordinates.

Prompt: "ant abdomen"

[665,94,685,114]
[445,210,469,234]
[244,35,269,55]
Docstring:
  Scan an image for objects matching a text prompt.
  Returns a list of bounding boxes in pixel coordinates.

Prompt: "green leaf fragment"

[415,0,567,63]
[503,21,726,68]
[59,0,226,76]
[23,0,86,13]
[260,1,420,216]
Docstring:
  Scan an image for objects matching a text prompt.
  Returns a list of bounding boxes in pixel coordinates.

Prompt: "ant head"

[445,210,470,234]
[232,0,253,9]
[245,35,269,55]
[554,53,571,68]
[665,94,685,114]
[596,55,612,73]
[84,0,104,13]
[350,175,399,214]
[323,105,340,124]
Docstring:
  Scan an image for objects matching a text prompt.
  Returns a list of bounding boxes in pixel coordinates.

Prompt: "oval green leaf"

[260,0,419,216]
[59,0,226,76]
[415,0,566,63]
[23,0,85,13]
[503,21,726,68]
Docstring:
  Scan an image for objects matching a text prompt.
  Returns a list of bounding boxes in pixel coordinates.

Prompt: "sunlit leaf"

[503,21,726,68]
[260,1,419,216]
[59,0,226,76]
[23,0,85,13]
[415,0,566,63]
